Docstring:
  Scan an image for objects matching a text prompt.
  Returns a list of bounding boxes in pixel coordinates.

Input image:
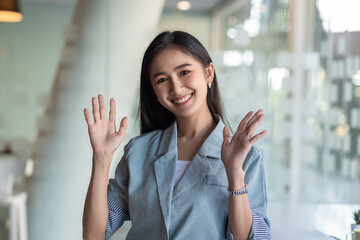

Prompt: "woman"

[82,31,271,240]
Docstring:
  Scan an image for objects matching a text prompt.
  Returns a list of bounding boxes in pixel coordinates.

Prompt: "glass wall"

[211,0,360,204]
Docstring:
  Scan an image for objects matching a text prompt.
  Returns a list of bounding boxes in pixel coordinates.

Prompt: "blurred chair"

[10,139,33,165]
[0,155,34,240]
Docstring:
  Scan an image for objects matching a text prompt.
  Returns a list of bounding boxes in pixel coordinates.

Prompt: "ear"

[205,62,215,84]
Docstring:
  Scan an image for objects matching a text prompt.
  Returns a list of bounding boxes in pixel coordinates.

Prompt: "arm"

[222,110,268,240]
[225,148,271,240]
[83,154,112,240]
[227,171,252,240]
[82,94,128,240]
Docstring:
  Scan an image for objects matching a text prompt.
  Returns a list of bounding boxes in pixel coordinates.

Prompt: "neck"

[176,108,216,140]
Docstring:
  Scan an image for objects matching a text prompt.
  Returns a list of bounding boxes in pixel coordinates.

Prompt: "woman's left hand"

[221,109,268,182]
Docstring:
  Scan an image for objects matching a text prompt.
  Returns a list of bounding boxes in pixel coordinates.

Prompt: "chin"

[173,109,199,119]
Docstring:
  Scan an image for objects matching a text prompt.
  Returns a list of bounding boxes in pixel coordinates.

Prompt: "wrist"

[92,153,113,171]
[226,169,245,190]
[228,183,248,195]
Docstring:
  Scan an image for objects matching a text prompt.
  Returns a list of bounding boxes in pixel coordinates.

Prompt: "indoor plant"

[353,210,360,226]
[351,210,360,240]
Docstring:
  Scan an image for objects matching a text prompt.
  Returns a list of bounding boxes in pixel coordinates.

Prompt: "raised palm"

[84,94,127,161]
[221,109,267,174]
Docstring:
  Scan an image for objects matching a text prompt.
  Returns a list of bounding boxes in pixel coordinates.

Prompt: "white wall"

[0,3,74,143]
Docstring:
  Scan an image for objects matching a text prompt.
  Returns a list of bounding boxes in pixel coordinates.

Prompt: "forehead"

[150,46,200,73]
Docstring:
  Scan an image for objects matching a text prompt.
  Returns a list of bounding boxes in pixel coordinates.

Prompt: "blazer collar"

[156,121,178,156]
[156,117,225,158]
[197,118,224,159]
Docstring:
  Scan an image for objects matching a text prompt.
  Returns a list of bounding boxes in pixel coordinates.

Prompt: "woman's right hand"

[84,94,127,166]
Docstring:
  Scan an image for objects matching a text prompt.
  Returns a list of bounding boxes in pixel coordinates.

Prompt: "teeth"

[173,94,192,104]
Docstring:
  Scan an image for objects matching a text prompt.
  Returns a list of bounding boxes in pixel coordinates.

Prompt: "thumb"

[117,116,128,140]
[222,126,231,148]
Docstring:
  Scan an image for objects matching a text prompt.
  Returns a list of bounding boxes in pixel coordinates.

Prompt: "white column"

[107,0,165,116]
[289,0,306,203]
[28,0,165,239]
[106,0,165,172]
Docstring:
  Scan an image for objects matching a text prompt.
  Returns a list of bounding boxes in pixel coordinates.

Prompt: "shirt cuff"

[106,197,130,240]
[226,212,271,240]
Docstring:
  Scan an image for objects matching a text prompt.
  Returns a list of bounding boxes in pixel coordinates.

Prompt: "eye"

[156,78,167,84]
[180,70,190,76]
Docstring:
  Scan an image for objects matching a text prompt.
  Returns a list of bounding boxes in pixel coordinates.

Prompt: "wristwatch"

[228,184,248,196]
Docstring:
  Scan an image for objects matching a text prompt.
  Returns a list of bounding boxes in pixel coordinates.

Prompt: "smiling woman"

[82,31,271,240]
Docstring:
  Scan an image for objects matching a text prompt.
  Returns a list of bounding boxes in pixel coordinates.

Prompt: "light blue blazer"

[107,119,270,239]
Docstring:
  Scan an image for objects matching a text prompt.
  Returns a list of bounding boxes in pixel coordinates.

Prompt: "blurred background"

[0,0,360,239]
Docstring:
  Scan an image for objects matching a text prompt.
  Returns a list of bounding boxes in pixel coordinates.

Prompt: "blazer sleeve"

[224,146,271,240]
[106,140,132,239]
[243,146,271,239]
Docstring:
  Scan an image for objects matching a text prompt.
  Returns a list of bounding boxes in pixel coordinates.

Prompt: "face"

[149,46,214,119]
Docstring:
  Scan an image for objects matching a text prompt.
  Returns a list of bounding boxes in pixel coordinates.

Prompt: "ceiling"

[20,0,75,4]
[20,0,229,13]
[163,0,225,13]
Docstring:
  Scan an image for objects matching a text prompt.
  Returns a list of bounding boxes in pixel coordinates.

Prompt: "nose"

[169,77,183,94]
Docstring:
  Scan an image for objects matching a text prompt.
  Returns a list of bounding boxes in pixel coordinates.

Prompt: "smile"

[172,93,193,104]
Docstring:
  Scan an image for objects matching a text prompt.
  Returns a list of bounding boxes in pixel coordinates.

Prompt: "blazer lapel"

[172,153,213,199]
[154,121,177,237]
[172,119,225,199]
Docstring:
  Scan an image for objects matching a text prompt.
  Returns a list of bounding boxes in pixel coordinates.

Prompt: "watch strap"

[228,184,248,196]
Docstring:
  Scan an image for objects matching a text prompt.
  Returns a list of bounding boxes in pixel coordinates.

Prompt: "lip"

[171,93,193,106]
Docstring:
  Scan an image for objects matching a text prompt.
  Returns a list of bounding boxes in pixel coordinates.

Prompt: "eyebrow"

[152,63,192,79]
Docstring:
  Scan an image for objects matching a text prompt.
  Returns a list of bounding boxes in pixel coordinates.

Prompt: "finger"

[92,97,100,122]
[250,130,268,144]
[234,111,253,138]
[247,113,265,136]
[117,116,128,140]
[222,126,231,148]
[98,94,106,120]
[84,108,94,125]
[109,98,116,122]
[246,109,264,129]
[247,114,265,136]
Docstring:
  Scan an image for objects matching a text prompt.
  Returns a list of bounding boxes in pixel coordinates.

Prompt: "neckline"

[177,159,191,163]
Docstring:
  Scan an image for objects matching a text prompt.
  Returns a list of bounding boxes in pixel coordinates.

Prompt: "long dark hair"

[139,31,228,134]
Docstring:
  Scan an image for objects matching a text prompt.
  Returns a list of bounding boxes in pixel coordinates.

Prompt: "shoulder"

[125,129,163,155]
[242,145,265,172]
[247,145,264,158]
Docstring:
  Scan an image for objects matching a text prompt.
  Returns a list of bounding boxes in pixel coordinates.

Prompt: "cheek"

[153,87,167,103]
[188,73,207,88]
[194,77,208,94]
